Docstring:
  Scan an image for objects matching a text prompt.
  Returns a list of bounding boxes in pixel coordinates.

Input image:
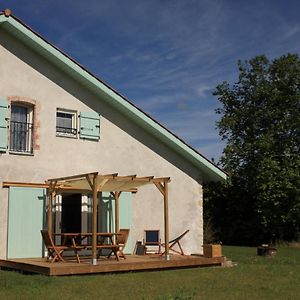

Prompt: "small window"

[56,109,77,137]
[9,104,34,154]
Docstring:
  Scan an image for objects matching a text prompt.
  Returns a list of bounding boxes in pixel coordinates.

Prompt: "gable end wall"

[0,28,203,258]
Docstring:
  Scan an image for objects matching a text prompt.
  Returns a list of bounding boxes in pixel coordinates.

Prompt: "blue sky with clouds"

[2,0,300,160]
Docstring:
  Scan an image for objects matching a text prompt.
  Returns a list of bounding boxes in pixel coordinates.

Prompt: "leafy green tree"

[206,54,300,244]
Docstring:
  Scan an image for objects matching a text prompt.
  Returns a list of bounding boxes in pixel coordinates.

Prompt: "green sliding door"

[8,187,45,258]
[100,192,132,253]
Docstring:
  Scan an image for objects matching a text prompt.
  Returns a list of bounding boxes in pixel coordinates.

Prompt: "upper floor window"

[56,109,77,137]
[9,104,33,154]
[55,108,100,140]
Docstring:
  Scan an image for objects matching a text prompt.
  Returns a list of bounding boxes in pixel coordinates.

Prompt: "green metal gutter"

[0,14,227,182]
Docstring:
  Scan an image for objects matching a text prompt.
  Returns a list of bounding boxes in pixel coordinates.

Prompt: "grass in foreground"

[0,246,300,300]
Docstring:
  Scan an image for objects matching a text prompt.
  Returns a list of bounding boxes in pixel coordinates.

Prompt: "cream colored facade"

[0,26,205,259]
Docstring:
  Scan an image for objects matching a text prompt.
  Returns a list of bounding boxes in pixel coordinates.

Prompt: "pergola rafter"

[46,172,171,264]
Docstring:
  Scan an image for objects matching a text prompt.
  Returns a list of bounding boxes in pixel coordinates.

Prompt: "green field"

[1,246,299,300]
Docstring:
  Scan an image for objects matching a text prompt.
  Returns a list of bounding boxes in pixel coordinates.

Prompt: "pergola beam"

[97,173,118,180]
[47,171,99,183]
[152,177,171,183]
[135,176,154,181]
[3,182,50,188]
[99,175,154,183]
[3,178,171,190]
[113,175,137,181]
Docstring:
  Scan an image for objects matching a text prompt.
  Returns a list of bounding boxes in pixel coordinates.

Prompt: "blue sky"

[2,0,300,161]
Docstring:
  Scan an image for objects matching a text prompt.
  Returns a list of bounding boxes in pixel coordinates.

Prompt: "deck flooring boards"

[0,255,225,276]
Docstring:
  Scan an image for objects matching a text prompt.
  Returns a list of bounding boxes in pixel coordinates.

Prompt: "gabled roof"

[0,9,227,182]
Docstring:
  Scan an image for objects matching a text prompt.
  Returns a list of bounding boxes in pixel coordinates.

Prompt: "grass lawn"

[1,246,300,300]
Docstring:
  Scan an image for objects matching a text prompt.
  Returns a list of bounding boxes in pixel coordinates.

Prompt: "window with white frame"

[56,109,77,137]
[9,103,34,153]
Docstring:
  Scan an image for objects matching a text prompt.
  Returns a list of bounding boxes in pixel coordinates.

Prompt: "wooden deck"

[0,254,226,276]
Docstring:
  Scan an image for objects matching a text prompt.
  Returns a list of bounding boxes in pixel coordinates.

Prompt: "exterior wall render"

[0,28,203,259]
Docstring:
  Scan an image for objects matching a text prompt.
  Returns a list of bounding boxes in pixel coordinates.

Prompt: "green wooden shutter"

[0,98,8,152]
[79,111,100,140]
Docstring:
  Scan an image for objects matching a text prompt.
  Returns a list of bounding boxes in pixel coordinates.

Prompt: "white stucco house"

[0,9,227,261]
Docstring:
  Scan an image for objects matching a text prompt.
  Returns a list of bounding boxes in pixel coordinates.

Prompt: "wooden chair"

[143,230,161,254]
[69,235,86,263]
[41,230,69,263]
[161,230,189,256]
[116,228,130,259]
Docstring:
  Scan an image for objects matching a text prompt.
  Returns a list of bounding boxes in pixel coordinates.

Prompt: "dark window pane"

[56,111,76,135]
[11,105,27,123]
[10,105,33,153]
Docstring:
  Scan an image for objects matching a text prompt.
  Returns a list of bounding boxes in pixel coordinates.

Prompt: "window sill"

[9,151,34,156]
[56,133,78,139]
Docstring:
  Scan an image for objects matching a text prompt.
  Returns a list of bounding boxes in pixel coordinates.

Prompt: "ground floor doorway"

[61,193,82,234]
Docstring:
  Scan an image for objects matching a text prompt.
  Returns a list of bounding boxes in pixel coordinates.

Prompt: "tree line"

[204,54,300,245]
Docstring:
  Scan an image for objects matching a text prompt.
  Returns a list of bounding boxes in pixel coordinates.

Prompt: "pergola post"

[47,181,57,238]
[154,179,170,260]
[47,191,53,237]
[92,174,98,265]
[163,179,170,260]
[115,191,120,234]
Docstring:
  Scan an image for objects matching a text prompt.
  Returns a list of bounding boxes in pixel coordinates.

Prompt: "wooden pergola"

[46,172,171,265]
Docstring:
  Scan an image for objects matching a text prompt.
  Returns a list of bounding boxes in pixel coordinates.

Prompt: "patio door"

[7,187,45,259]
[61,193,82,233]
[100,192,132,253]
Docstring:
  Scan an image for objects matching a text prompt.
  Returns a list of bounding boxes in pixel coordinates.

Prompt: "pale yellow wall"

[0,28,203,258]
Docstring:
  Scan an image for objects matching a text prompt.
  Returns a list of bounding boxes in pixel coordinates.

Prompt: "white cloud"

[195,86,212,98]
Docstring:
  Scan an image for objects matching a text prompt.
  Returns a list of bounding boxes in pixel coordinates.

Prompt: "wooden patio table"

[53,232,121,262]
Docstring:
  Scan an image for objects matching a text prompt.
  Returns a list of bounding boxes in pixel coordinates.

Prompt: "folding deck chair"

[116,228,130,258]
[41,230,85,263]
[161,229,189,256]
[106,229,130,260]
[41,230,69,263]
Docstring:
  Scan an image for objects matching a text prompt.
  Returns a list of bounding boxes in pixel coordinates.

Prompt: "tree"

[206,54,300,245]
